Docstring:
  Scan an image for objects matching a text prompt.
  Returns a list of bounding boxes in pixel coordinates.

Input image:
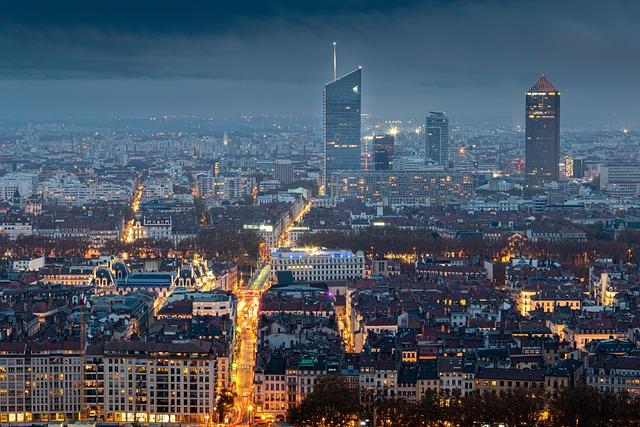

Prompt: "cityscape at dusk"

[1,1,640,426]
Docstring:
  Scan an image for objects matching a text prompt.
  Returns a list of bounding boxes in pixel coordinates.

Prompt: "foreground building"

[0,340,218,424]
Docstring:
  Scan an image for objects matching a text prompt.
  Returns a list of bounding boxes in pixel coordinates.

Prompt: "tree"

[215,388,236,423]
[499,390,544,426]
[549,386,601,427]
[287,376,361,426]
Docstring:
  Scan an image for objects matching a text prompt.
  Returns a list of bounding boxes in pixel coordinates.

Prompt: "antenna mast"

[332,42,337,80]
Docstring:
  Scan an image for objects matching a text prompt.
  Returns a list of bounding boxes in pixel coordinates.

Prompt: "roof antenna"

[332,41,337,80]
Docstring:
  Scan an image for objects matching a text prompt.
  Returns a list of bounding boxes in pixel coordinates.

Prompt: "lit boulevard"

[121,179,144,243]
[281,199,312,247]
[231,264,271,426]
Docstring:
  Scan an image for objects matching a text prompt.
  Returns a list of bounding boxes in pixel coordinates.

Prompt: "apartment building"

[0,341,83,423]
[102,340,216,424]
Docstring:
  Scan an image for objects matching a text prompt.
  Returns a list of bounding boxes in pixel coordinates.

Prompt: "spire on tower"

[332,42,337,81]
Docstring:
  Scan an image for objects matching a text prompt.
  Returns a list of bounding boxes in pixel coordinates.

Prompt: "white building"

[132,216,172,241]
[142,178,174,201]
[270,247,365,282]
[12,255,45,272]
[0,172,37,202]
[599,164,640,199]
[39,173,90,206]
[0,217,33,240]
[191,291,236,320]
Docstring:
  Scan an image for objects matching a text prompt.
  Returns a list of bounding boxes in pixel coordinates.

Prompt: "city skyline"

[1,2,640,426]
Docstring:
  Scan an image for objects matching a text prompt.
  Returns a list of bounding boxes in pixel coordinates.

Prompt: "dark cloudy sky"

[2,0,639,125]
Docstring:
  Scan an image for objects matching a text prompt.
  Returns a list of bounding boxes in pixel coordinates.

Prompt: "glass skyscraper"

[525,75,560,194]
[425,111,449,167]
[372,134,394,171]
[323,68,362,183]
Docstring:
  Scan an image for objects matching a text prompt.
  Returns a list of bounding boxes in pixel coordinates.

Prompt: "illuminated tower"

[525,75,560,194]
[323,43,362,183]
[425,111,449,167]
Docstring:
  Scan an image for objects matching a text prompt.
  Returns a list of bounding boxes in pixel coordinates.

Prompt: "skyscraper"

[372,134,395,171]
[323,67,362,183]
[425,111,449,167]
[525,75,560,193]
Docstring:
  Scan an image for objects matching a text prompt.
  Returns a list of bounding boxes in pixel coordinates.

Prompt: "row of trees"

[297,228,639,266]
[287,376,640,427]
[1,229,262,267]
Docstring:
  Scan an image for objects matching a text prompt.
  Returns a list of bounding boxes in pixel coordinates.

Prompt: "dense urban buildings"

[1,3,640,426]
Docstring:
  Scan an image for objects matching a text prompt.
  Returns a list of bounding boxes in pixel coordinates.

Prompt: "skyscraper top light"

[323,63,362,184]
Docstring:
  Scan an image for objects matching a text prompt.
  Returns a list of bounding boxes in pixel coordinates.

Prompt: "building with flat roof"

[328,170,473,207]
[525,75,560,194]
[270,247,365,283]
[425,112,449,167]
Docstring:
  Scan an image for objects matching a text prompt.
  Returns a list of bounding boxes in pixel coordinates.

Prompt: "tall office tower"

[274,159,295,184]
[573,157,585,178]
[323,67,362,183]
[525,75,560,194]
[425,111,450,167]
[372,134,395,170]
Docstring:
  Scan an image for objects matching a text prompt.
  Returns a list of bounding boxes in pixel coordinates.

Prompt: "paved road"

[232,264,271,426]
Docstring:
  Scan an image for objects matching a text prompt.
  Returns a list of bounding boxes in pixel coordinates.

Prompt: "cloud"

[1,0,640,123]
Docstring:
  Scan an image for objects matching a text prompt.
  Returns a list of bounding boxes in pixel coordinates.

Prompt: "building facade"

[270,248,365,283]
[329,170,474,207]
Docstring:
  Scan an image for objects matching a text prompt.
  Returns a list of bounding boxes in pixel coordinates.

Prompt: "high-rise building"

[323,68,362,183]
[525,75,560,193]
[274,159,295,184]
[425,112,449,166]
[573,157,585,178]
[372,134,395,170]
